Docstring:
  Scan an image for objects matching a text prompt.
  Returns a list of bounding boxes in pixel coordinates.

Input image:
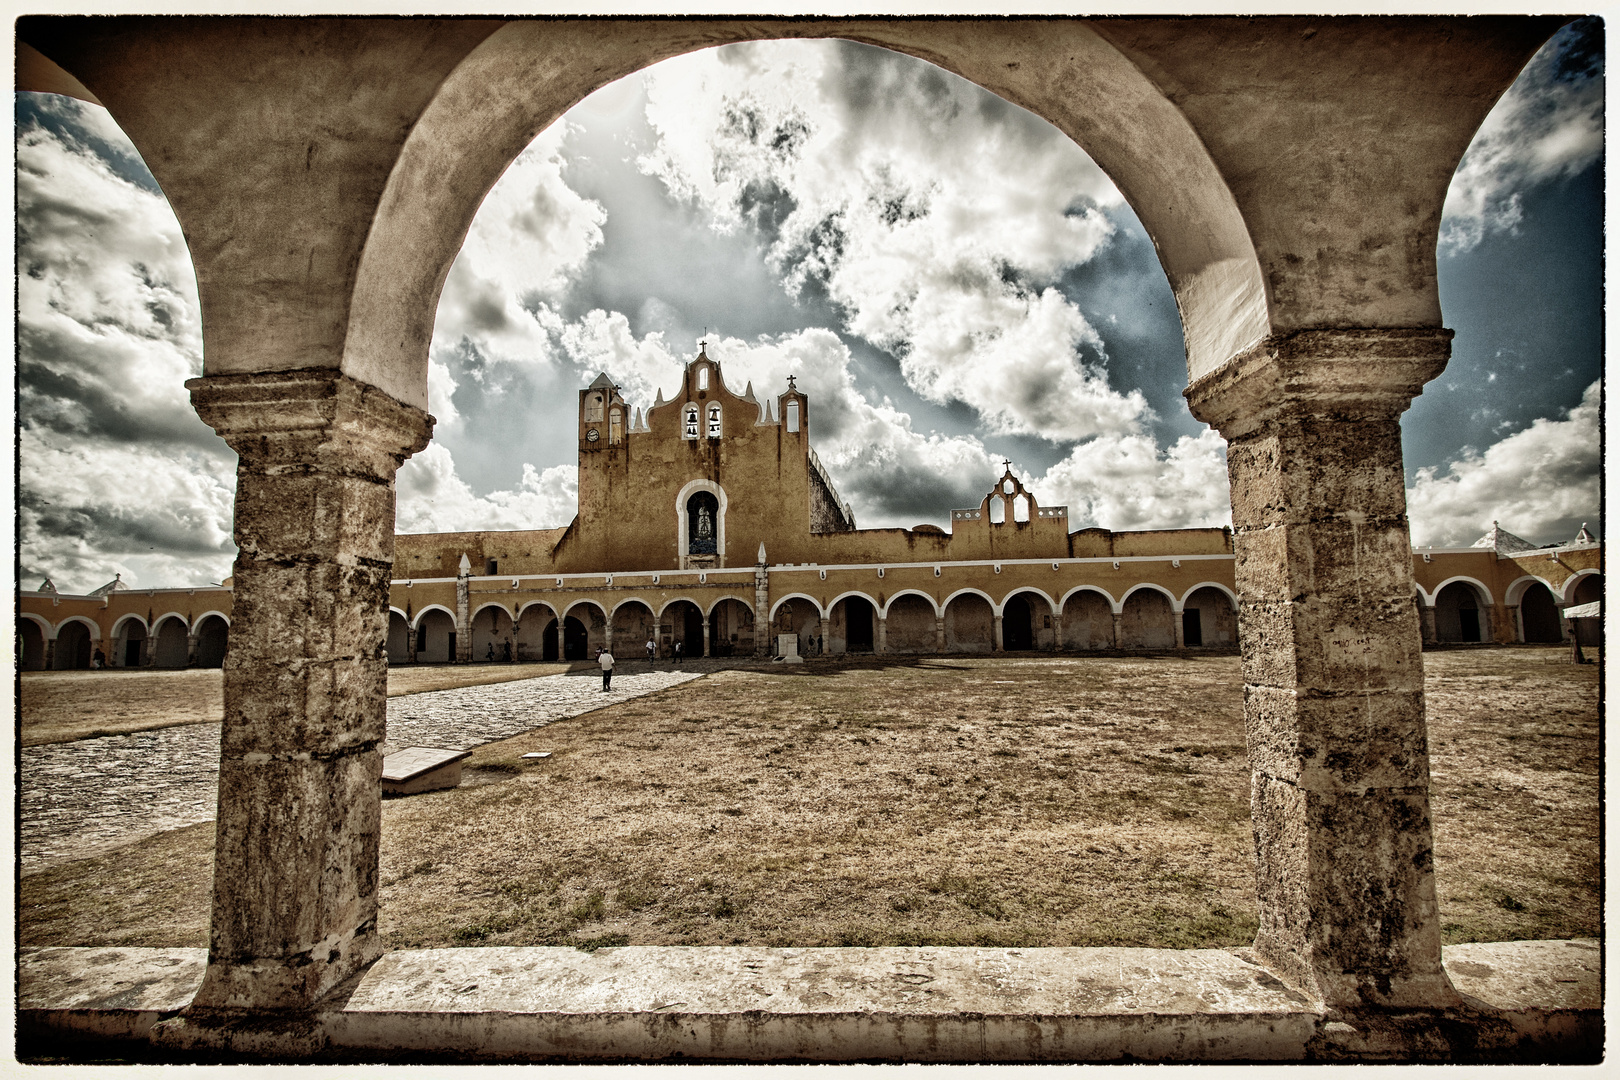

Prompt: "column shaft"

[992,615,1004,651]
[184,370,432,1012]
[876,616,888,654]
[1111,612,1123,648]
[1186,330,1455,1008]
[935,616,946,653]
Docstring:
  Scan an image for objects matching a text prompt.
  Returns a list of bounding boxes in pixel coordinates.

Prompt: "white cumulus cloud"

[1407,380,1600,548]
[396,444,580,535]
[1035,429,1232,533]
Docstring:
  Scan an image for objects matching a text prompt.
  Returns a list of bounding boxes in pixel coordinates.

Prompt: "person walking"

[599,645,615,691]
[646,637,656,664]
[673,639,682,664]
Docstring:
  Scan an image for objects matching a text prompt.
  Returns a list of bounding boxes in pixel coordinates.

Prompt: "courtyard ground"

[17,647,1598,954]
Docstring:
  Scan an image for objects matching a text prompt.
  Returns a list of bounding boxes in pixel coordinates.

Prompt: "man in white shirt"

[599,646,614,691]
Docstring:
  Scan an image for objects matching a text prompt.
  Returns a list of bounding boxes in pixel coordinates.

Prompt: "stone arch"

[611,599,658,656]
[676,478,727,566]
[1122,583,1182,612]
[883,592,939,653]
[193,613,230,668]
[1001,588,1058,651]
[1432,575,1495,608]
[1503,574,1556,607]
[941,587,999,615]
[1060,587,1115,651]
[1516,580,1563,644]
[879,589,941,619]
[707,597,755,657]
[411,603,456,629]
[53,618,95,670]
[826,593,874,655]
[471,602,516,661]
[943,590,995,654]
[1118,587,1177,649]
[702,593,756,617]
[1180,585,1238,648]
[563,600,609,656]
[1433,579,1491,643]
[386,609,412,663]
[516,601,560,662]
[334,21,1275,412]
[18,615,49,671]
[660,598,706,658]
[1561,568,1603,605]
[151,615,191,669]
[769,593,827,621]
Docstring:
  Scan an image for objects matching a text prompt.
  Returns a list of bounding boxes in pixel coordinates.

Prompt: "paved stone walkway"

[19,668,702,876]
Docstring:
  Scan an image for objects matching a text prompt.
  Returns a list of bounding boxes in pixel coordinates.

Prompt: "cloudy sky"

[16,19,1603,592]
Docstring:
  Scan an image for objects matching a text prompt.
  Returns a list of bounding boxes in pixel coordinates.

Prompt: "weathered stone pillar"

[1185,330,1457,1008]
[1173,610,1186,650]
[1503,604,1521,644]
[1111,612,1124,649]
[876,616,888,654]
[406,612,418,663]
[1052,612,1064,651]
[174,370,432,1020]
[935,616,946,653]
[754,547,770,658]
[187,631,201,667]
[992,614,1004,651]
[140,633,153,667]
[454,556,471,663]
[43,638,55,670]
[699,617,708,658]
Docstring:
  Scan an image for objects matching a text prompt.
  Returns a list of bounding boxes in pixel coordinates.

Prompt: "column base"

[149,1010,330,1059]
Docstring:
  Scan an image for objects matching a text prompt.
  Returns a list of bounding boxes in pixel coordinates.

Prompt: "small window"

[707,403,722,438]
[485,558,497,575]
[585,392,604,422]
[609,409,623,445]
[1013,495,1030,523]
[785,401,800,432]
[989,498,1006,524]
[697,366,709,390]
[684,405,700,439]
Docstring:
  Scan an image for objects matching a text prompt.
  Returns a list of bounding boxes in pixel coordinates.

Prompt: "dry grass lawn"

[19,662,572,746]
[18,648,1598,955]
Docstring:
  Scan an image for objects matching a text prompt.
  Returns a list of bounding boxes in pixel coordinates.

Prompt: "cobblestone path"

[20,668,701,875]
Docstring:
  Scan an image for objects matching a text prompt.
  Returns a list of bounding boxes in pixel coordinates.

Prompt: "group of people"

[596,636,688,691]
[483,639,516,662]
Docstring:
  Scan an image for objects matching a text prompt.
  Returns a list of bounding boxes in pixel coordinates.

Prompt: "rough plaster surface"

[19,942,1599,1062]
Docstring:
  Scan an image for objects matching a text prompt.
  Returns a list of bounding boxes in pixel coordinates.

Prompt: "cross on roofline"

[1002,458,1012,470]
[787,374,797,391]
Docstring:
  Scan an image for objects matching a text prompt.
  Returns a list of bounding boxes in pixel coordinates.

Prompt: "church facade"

[18,351,1603,669]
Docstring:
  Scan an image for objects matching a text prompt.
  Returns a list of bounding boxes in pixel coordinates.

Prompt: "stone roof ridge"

[807,447,856,528]
[1574,522,1599,544]
[587,372,616,390]
[37,577,57,593]
[1472,520,1537,554]
[90,573,126,596]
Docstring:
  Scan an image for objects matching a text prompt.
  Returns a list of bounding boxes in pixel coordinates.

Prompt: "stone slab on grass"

[19,946,207,1040]
[382,747,471,795]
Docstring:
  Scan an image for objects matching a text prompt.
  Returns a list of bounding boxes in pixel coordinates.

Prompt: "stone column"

[454,557,471,663]
[992,614,1004,651]
[604,620,615,657]
[1111,612,1124,649]
[699,617,709,658]
[876,615,888,654]
[140,634,153,667]
[1052,612,1064,651]
[754,551,770,658]
[406,612,418,663]
[817,616,829,657]
[177,370,432,1017]
[935,616,946,653]
[43,638,55,670]
[1504,604,1521,644]
[187,631,201,667]
[1173,610,1186,649]
[1185,329,1456,1009]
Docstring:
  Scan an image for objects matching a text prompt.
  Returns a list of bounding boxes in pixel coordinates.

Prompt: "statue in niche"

[688,491,719,555]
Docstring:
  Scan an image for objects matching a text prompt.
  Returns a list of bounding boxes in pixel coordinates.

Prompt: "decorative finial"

[786,374,797,392]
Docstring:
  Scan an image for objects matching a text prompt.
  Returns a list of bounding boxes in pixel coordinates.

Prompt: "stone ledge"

[17,941,1601,1063]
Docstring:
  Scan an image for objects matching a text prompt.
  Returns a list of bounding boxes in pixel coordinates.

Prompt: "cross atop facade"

[787,374,797,391]
[1002,458,1012,471]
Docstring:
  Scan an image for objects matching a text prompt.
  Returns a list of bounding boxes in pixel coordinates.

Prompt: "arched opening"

[1435,581,1490,643]
[1013,494,1030,523]
[1181,587,1237,648]
[831,596,874,654]
[53,621,93,670]
[1061,591,1114,650]
[943,593,993,654]
[1569,573,1602,647]
[387,611,411,663]
[1001,593,1035,651]
[471,605,515,662]
[516,606,557,661]
[662,601,704,658]
[1119,589,1175,650]
[562,616,589,660]
[565,604,608,657]
[709,598,754,657]
[884,594,937,653]
[614,601,658,658]
[18,619,47,671]
[194,615,229,668]
[415,609,456,663]
[988,498,1005,524]
[687,492,719,557]
[774,598,822,655]
[114,618,147,668]
[1518,583,1562,643]
[152,617,190,668]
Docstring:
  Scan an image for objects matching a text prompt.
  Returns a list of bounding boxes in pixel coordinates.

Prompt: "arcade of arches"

[16,13,1600,1054]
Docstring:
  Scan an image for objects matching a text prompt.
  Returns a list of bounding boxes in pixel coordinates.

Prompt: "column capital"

[1184,328,1451,440]
[187,368,433,473]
